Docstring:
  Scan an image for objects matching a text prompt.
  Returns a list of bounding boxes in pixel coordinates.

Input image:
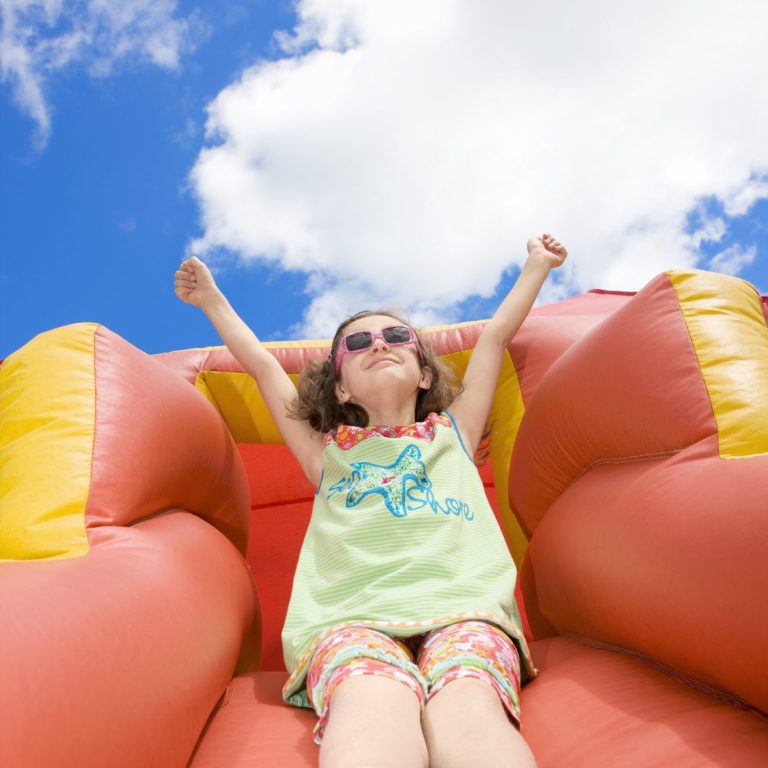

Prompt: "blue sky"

[1,1,304,356]
[2,1,767,359]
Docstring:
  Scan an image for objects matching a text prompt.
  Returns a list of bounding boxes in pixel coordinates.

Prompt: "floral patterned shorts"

[306,620,522,744]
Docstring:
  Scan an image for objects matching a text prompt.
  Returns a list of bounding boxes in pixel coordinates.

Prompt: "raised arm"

[449,234,568,456]
[174,257,324,486]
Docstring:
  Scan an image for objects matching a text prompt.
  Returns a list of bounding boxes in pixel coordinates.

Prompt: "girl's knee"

[422,679,536,768]
[316,665,424,746]
[426,675,507,720]
[321,676,428,768]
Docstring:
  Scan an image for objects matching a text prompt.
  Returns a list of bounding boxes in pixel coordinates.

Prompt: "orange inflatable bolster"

[0,324,259,768]
[513,270,768,715]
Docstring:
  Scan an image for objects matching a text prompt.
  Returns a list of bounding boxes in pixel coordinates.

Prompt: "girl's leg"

[320,674,428,768]
[422,677,536,768]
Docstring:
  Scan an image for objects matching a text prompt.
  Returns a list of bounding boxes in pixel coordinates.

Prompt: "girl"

[175,234,567,768]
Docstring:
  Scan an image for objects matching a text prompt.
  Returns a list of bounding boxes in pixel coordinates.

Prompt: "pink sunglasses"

[334,325,424,373]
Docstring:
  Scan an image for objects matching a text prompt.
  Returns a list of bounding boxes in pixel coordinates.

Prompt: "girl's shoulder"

[324,412,453,450]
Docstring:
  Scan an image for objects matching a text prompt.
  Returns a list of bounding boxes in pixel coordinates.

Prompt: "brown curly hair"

[289,310,463,434]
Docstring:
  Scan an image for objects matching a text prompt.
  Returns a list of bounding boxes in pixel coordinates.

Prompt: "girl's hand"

[527,233,568,269]
[174,256,221,309]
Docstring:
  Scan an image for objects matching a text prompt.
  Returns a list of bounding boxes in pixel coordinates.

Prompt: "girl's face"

[335,314,431,406]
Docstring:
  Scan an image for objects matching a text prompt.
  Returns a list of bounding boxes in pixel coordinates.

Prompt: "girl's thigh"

[416,619,522,725]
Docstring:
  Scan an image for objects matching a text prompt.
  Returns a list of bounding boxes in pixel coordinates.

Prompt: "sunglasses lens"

[344,331,374,351]
[382,326,412,343]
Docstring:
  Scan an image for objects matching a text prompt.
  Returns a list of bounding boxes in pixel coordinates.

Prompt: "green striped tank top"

[281,411,535,708]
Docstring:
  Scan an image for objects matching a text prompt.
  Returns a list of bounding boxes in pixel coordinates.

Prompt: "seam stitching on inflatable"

[563,633,767,720]
[569,449,680,488]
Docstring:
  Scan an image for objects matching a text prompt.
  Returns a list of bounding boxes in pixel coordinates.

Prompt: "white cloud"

[722,177,768,217]
[708,244,757,276]
[0,0,203,147]
[188,0,768,337]
[690,215,726,249]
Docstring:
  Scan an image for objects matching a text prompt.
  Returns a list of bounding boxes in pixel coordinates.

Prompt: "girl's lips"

[366,357,398,369]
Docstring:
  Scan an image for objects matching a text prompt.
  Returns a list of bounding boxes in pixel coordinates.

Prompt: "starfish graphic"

[345,444,432,518]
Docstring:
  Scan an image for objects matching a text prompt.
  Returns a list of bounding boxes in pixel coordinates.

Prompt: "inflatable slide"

[1,269,766,766]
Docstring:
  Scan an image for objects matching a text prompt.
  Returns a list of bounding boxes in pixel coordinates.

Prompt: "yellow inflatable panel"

[0,324,94,560]
[488,352,527,562]
[195,371,300,444]
[671,271,768,458]
[438,348,527,561]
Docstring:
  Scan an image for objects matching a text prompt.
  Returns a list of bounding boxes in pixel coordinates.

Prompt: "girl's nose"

[370,335,390,353]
